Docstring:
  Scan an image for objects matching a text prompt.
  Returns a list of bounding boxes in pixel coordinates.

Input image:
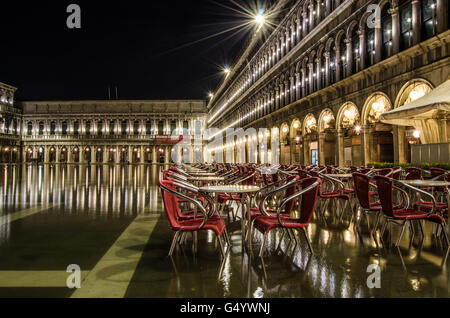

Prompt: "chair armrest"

[393,180,436,215]
[258,178,303,216]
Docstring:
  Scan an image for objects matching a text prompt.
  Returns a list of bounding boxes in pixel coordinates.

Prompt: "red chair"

[405,167,422,180]
[374,176,449,247]
[159,179,229,256]
[251,177,321,256]
[353,173,383,235]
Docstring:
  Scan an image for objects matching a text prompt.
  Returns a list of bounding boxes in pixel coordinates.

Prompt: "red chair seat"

[392,209,445,224]
[246,208,285,220]
[254,216,309,233]
[321,192,350,200]
[414,201,448,212]
[217,194,242,203]
[173,218,226,236]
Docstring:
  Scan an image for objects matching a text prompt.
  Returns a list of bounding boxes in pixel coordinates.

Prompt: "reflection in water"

[0,164,162,215]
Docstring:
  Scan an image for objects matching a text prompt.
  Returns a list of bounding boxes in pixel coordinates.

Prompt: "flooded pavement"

[0,164,449,298]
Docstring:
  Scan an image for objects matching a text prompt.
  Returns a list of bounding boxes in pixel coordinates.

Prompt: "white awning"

[380,79,450,144]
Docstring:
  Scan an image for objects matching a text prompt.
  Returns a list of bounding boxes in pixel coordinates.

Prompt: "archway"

[290,119,303,164]
[49,147,56,163]
[26,147,33,163]
[84,147,92,163]
[362,93,393,164]
[72,147,80,163]
[132,147,140,164]
[158,147,165,164]
[394,79,434,163]
[280,123,290,165]
[303,114,318,166]
[318,109,336,165]
[60,147,68,163]
[96,147,104,163]
[120,147,129,163]
[108,147,117,163]
[337,103,361,167]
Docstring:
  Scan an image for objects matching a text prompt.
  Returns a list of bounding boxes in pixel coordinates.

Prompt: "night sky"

[0,0,274,101]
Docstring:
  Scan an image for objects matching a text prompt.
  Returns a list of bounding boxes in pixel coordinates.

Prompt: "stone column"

[90,148,95,164]
[362,125,371,166]
[55,148,60,164]
[302,12,308,37]
[103,147,109,164]
[80,148,85,164]
[326,0,331,17]
[140,147,145,164]
[346,38,352,77]
[336,46,342,81]
[44,146,49,164]
[284,81,289,106]
[68,147,73,164]
[359,29,366,70]
[316,0,322,24]
[115,147,121,164]
[308,63,314,93]
[290,76,295,103]
[280,38,285,57]
[396,126,408,164]
[374,24,382,63]
[296,18,301,43]
[279,84,285,107]
[319,132,326,165]
[315,58,321,91]
[390,6,400,55]
[165,146,171,164]
[285,30,290,52]
[324,52,330,87]
[337,129,345,167]
[412,0,421,45]
[301,68,307,97]
[295,73,301,100]
[309,4,315,30]
[152,146,157,164]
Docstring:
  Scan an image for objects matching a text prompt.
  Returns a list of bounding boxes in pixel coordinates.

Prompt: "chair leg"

[372,212,381,237]
[259,232,268,258]
[441,224,450,246]
[381,219,388,239]
[217,234,226,258]
[169,231,181,256]
[302,228,314,255]
[396,221,408,247]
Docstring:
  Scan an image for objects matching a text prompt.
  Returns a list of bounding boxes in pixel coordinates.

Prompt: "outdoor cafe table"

[399,179,450,238]
[187,176,225,186]
[199,185,261,242]
[325,174,353,179]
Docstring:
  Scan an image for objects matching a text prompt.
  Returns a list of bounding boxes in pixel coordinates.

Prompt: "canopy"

[380,79,450,144]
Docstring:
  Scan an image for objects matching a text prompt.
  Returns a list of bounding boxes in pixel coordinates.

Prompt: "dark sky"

[0,0,274,101]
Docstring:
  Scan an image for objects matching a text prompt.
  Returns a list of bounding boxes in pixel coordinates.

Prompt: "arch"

[394,78,434,108]
[361,92,393,125]
[290,118,302,139]
[318,108,336,132]
[303,113,317,136]
[325,37,335,52]
[359,9,374,30]
[336,102,360,129]
[346,20,359,39]
[335,29,346,48]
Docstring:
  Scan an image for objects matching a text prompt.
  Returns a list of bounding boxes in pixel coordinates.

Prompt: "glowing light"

[293,122,299,129]
[413,130,420,139]
[355,125,362,134]
[324,115,331,123]
[282,127,288,133]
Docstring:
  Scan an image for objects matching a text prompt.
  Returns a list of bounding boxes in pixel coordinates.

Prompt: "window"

[195,120,202,136]
[110,121,115,136]
[13,120,17,135]
[121,121,127,135]
[134,121,139,135]
[366,27,375,66]
[39,122,44,136]
[62,121,68,135]
[74,122,80,136]
[400,3,413,50]
[339,38,347,78]
[4,119,10,133]
[422,0,437,40]
[321,1,327,20]
[170,120,177,135]
[329,48,337,84]
[352,29,360,73]
[86,121,91,136]
[27,122,33,136]
[183,121,189,134]
[97,121,103,136]
[382,4,393,59]
[320,54,326,88]
[146,121,152,135]
[50,121,56,135]
[158,121,164,135]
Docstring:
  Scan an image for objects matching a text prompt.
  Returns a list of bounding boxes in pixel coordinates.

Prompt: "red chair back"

[374,176,395,218]
[352,173,371,210]
[376,168,393,176]
[299,177,321,224]
[159,180,182,229]
[405,167,422,180]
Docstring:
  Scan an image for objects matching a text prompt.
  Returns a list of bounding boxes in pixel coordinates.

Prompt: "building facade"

[207,0,450,166]
[1,99,207,164]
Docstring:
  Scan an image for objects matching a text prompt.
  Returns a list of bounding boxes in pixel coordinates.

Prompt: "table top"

[187,172,217,176]
[199,185,260,194]
[187,177,225,182]
[326,174,352,178]
[400,180,450,187]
